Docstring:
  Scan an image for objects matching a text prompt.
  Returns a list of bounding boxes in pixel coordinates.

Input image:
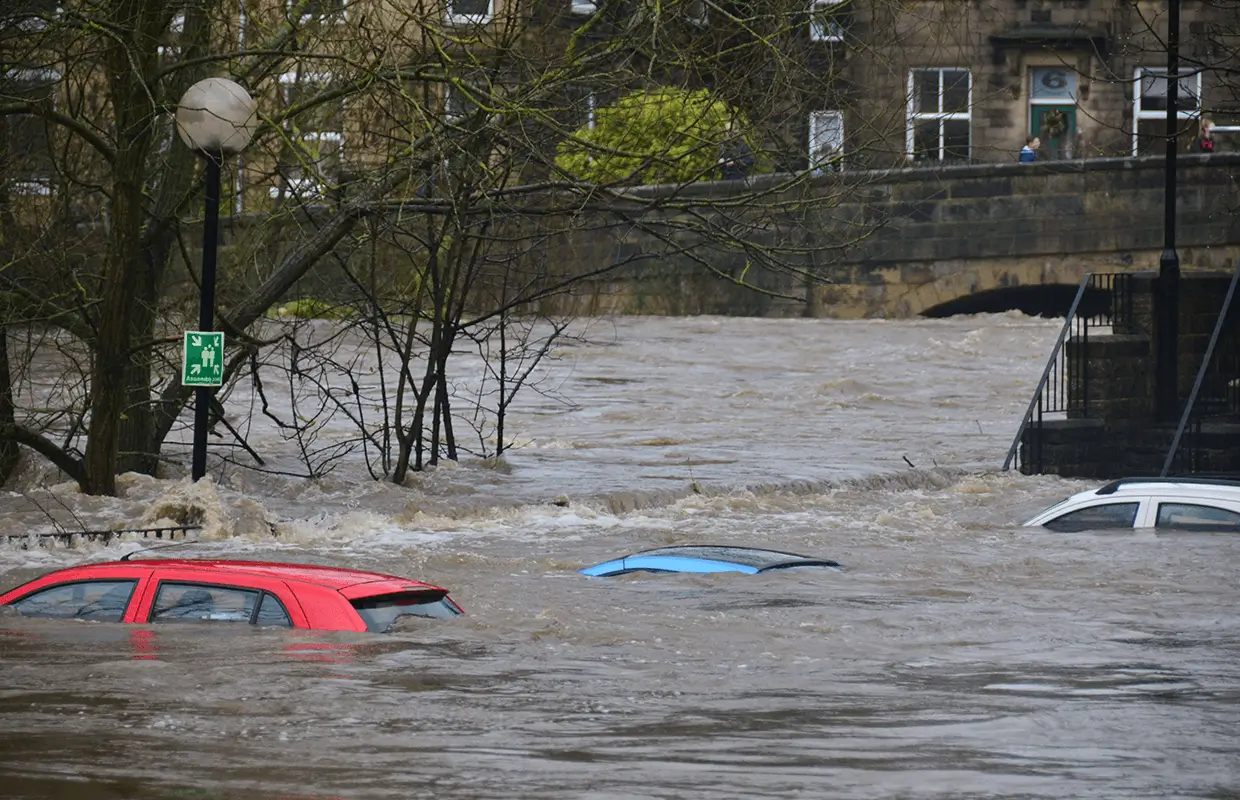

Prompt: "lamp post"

[175,77,257,481]
[1157,0,1181,421]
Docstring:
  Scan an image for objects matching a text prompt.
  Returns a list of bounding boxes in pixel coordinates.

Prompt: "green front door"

[1030,104,1077,160]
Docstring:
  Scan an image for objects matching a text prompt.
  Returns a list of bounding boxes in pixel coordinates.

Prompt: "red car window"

[254,592,293,628]
[350,590,463,632]
[150,582,259,624]
[10,580,137,622]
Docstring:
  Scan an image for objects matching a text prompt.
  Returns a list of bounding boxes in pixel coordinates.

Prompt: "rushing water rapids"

[0,314,1237,799]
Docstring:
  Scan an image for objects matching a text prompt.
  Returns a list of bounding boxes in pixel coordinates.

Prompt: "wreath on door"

[1041,109,1068,139]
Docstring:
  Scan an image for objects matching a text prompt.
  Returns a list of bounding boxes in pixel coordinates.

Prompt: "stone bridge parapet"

[545,153,1240,319]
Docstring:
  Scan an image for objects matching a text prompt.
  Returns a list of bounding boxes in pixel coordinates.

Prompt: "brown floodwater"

[0,315,1236,799]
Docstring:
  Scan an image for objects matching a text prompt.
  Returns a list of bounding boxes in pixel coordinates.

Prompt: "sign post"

[182,331,224,387]
[185,330,223,482]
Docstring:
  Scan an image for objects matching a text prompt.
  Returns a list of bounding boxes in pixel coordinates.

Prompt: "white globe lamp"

[175,77,257,154]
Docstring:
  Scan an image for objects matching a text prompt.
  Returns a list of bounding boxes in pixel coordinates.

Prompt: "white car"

[1024,478,1240,532]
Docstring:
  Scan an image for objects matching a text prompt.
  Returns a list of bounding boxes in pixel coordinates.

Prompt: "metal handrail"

[1160,260,1240,476]
[1002,273,1092,471]
[2,525,200,550]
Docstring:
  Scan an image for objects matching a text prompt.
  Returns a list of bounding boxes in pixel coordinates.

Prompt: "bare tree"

[1,0,912,494]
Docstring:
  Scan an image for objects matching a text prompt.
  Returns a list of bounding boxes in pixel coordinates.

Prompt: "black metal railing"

[1003,272,1129,473]
[1162,261,1240,476]
[1,525,200,551]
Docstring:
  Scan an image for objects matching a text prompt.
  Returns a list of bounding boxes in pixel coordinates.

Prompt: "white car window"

[1155,502,1240,531]
[1044,502,1140,531]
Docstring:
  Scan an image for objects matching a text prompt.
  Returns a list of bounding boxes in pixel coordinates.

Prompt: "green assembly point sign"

[183,331,224,387]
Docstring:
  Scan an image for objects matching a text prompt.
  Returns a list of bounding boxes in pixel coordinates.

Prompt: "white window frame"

[157,13,184,63]
[286,0,347,25]
[15,3,62,32]
[809,0,845,42]
[11,181,53,195]
[1131,66,1202,157]
[808,110,844,173]
[571,88,596,131]
[570,0,596,13]
[446,0,493,25]
[270,71,344,199]
[444,82,477,122]
[6,67,61,83]
[905,67,972,161]
[5,68,61,195]
[234,155,245,213]
[684,0,707,26]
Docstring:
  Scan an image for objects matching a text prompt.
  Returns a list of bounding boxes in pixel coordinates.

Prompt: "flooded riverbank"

[1,314,1236,799]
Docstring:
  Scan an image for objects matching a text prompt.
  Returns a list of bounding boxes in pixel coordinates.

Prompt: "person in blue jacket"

[1019,136,1040,163]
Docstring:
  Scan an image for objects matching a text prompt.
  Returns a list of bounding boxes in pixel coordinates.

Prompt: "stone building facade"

[3,0,1237,203]
[819,0,1239,170]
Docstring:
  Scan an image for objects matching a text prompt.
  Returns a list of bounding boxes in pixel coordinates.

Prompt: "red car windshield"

[350,591,462,632]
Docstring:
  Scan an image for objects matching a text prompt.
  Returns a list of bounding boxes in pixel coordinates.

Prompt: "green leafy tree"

[556,87,751,186]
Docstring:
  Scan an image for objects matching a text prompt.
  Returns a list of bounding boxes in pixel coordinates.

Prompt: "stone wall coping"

[619,152,1240,201]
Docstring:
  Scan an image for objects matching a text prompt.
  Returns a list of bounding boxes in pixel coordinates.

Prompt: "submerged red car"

[0,559,463,633]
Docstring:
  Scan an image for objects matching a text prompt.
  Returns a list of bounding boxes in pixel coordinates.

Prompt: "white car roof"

[1091,477,1240,500]
[1024,477,1240,526]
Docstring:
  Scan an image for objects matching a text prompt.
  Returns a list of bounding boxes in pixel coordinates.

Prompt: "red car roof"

[68,559,443,592]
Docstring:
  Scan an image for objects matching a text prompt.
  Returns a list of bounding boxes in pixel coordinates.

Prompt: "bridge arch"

[920,282,1114,318]
[890,259,1104,317]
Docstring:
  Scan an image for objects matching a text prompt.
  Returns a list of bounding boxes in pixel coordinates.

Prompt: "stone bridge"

[543,153,1240,319]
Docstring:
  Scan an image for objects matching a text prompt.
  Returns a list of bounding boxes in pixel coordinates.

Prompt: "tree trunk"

[0,118,20,485]
[0,328,21,485]
[84,152,145,495]
[83,10,158,495]
[117,350,158,475]
[115,235,170,476]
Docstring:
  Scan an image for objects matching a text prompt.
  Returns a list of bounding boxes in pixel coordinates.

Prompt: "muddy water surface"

[0,315,1237,799]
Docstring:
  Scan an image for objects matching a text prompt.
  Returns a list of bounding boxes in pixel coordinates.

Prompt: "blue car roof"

[580,545,842,577]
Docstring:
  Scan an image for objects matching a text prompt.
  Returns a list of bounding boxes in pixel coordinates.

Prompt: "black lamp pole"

[191,153,221,481]
[1157,0,1181,421]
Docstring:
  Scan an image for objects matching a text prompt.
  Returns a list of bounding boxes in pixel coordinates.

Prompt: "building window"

[157,11,184,64]
[233,156,245,214]
[287,0,346,24]
[570,0,596,13]
[1132,66,1202,157]
[808,110,843,173]
[447,0,491,24]
[3,68,60,194]
[809,0,845,42]
[684,0,707,26]
[1030,66,1077,103]
[271,71,344,201]
[9,0,62,32]
[907,68,971,162]
[567,85,596,132]
[444,82,479,121]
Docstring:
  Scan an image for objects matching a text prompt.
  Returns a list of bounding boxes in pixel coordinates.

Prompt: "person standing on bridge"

[1198,117,1216,153]
[1019,136,1040,163]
